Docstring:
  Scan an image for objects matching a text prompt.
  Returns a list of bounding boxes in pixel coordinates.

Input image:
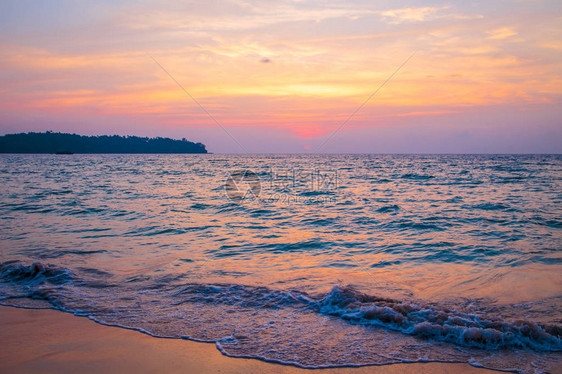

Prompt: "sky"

[0,0,561,153]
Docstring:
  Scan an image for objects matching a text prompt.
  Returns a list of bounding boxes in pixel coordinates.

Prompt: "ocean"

[0,154,560,373]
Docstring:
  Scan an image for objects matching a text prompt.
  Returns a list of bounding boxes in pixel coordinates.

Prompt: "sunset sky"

[1,0,561,153]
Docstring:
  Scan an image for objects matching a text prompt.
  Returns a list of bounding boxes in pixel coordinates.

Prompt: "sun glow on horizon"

[0,1,560,152]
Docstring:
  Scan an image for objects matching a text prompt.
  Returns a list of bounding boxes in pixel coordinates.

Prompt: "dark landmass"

[0,132,207,154]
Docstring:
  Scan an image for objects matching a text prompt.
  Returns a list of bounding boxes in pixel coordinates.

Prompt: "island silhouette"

[0,132,207,154]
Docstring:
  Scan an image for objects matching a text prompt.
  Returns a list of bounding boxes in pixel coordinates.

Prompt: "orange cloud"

[486,27,518,40]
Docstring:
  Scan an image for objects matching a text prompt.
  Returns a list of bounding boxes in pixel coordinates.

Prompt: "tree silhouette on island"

[0,132,207,154]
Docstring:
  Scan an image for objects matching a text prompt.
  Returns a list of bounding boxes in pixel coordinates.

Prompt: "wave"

[376,204,400,213]
[1,262,560,353]
[0,261,74,286]
[400,173,434,180]
[1,262,561,373]
[171,282,562,352]
[316,286,561,352]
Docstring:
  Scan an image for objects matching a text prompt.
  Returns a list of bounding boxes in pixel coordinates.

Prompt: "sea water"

[0,154,560,373]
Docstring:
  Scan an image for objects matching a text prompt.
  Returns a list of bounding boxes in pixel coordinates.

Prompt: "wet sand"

[0,305,495,374]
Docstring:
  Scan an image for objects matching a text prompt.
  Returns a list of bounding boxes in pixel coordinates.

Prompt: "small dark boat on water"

[54,151,74,155]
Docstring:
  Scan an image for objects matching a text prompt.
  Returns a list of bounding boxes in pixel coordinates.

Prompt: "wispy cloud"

[487,27,518,40]
[123,3,378,32]
[380,6,448,24]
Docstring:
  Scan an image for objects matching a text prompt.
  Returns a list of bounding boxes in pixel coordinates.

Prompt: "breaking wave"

[2,262,559,356]
[316,286,562,352]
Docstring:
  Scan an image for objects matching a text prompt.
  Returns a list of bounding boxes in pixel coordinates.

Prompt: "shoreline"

[0,305,497,374]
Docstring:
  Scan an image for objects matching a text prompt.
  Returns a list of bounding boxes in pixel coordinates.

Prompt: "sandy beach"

[0,306,498,374]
